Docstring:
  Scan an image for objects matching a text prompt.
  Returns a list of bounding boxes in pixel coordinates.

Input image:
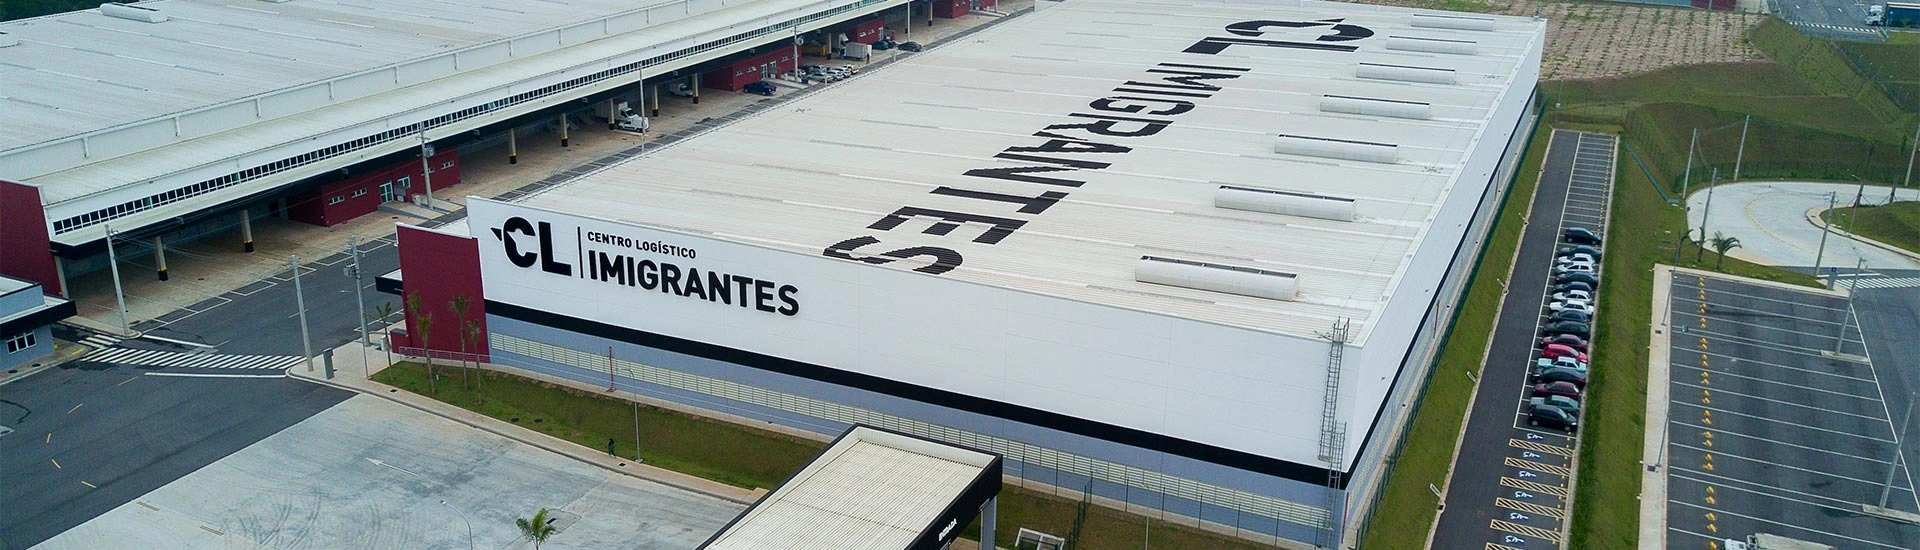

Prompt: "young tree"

[366,301,396,366]
[1709,231,1743,269]
[516,508,556,550]
[464,319,483,401]
[418,313,436,395]
[449,295,472,388]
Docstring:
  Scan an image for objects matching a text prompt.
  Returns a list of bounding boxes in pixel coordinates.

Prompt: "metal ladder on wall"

[1316,319,1351,549]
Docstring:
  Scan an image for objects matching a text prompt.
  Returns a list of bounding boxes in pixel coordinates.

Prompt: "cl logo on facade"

[491,216,574,276]
[1185,19,1375,55]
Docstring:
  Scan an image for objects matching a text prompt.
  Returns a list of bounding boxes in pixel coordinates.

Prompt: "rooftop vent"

[100,3,169,23]
[0,32,18,48]
[1356,62,1456,85]
[1136,256,1298,301]
[1410,14,1497,31]
[1215,185,1356,222]
[1385,36,1477,55]
[1320,94,1431,120]
[1274,134,1398,164]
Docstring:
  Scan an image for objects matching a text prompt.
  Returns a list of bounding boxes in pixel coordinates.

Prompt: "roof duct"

[1410,14,1497,31]
[100,3,169,23]
[1136,256,1298,301]
[1320,94,1431,120]
[1356,62,1456,84]
[1215,185,1356,222]
[1274,134,1398,164]
[1385,35,1477,55]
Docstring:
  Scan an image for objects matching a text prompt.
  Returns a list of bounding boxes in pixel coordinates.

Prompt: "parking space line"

[1670,500,1910,550]
[1671,426,1895,464]
[1671,383,1887,421]
[1673,471,1892,516]
[1670,365,1882,401]
[1503,457,1572,476]
[1490,519,1560,542]
[1694,285,1848,312]
[1685,317,1851,347]
[1495,497,1566,519]
[1686,328,1857,356]
[1667,296,1845,326]
[1675,401,1893,442]
[1684,350,1876,382]
[1671,446,1908,488]
[1509,438,1574,457]
[1672,467,1913,506]
[1501,476,1568,498]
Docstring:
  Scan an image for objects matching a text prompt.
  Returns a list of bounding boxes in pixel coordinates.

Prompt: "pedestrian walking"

[607,438,616,456]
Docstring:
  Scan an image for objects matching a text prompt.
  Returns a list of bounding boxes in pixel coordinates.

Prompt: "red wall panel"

[851,18,886,44]
[933,0,969,19]
[703,48,798,91]
[395,224,488,359]
[0,180,61,296]
[289,151,460,227]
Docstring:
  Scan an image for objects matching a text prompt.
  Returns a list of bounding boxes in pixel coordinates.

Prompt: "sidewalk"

[286,340,763,506]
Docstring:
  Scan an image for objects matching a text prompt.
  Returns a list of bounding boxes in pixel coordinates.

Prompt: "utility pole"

[1681,128,1698,200]
[1903,108,1920,203]
[1836,259,1863,355]
[290,255,315,371]
[103,225,132,337]
[1882,394,1916,508]
[1731,115,1750,182]
[350,235,371,378]
[1697,167,1719,263]
[418,130,435,206]
[1813,192,1835,288]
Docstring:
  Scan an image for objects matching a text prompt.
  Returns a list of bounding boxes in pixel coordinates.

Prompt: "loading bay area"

[1652,270,1920,549]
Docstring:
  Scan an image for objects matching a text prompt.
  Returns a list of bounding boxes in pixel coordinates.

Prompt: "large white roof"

[0,0,662,153]
[516,0,1542,341]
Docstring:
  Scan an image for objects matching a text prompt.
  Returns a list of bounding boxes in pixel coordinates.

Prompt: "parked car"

[1532,381,1583,399]
[1555,262,1596,275]
[1533,366,1589,387]
[1552,290,1593,303]
[1549,300,1595,315]
[1542,343,1589,362]
[668,81,695,97]
[743,81,777,96]
[1528,403,1579,432]
[1554,252,1596,265]
[1535,356,1588,374]
[1530,395,1582,416]
[1553,280,1594,294]
[1549,309,1590,323]
[1540,334,1589,351]
[1559,245,1602,260]
[1563,227,1603,245]
[1542,321,1591,339]
[897,41,923,52]
[1556,272,1600,286]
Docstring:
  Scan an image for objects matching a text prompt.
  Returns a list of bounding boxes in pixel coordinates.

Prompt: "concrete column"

[508,128,518,165]
[650,84,660,117]
[53,257,69,298]
[153,235,168,281]
[691,74,700,104]
[606,99,618,130]
[240,208,254,253]
[560,113,570,148]
[980,496,996,547]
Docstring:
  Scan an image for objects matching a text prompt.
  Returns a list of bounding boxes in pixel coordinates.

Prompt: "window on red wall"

[352,189,368,198]
[328,196,345,205]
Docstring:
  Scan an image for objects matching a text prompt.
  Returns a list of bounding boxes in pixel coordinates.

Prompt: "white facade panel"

[258,83,332,121]
[0,140,84,182]
[511,30,563,58]
[178,102,258,140]
[458,42,513,73]
[86,119,175,163]
[397,54,460,88]
[331,71,394,104]
[470,198,1336,466]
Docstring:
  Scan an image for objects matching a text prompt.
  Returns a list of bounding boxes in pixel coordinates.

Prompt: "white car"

[1549,300,1595,315]
[1555,262,1595,275]
[1554,252,1596,265]
[1551,290,1592,303]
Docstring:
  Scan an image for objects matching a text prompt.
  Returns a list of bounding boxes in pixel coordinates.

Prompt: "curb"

[286,368,758,506]
[1804,205,1920,265]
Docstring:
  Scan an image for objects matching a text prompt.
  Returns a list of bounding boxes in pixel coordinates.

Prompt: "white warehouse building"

[378,0,1544,546]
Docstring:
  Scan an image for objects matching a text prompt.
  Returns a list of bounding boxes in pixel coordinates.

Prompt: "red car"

[1532,381,1582,399]
[1540,334,1589,352]
[1541,344,1589,363]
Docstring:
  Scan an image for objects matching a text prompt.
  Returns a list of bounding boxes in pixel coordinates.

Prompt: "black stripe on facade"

[487,299,1346,489]
[0,300,77,337]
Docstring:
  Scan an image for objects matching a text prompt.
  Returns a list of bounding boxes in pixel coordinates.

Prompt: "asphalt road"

[1432,130,1611,549]
[1664,276,1920,549]
[0,364,349,549]
[137,237,402,357]
[1774,0,1884,40]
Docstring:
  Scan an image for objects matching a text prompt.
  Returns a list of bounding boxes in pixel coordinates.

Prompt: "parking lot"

[1432,130,1617,550]
[1774,0,1887,41]
[1661,273,1920,549]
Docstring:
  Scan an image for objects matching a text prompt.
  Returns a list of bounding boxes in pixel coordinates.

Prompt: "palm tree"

[1709,231,1743,269]
[463,319,483,401]
[449,295,471,389]
[366,301,396,365]
[516,508,556,550]
[405,292,435,394]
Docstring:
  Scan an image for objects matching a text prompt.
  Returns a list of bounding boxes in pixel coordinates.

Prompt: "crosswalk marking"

[80,334,121,348]
[1791,22,1879,34]
[84,347,303,370]
[1846,277,1920,289]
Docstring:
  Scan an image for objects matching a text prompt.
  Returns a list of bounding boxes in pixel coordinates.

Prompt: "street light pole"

[350,235,371,379]
[1732,115,1750,182]
[1883,394,1916,508]
[103,225,132,337]
[1681,128,1698,200]
[1813,192,1835,288]
[418,131,435,206]
[1836,259,1862,355]
[1697,168,1719,263]
[439,500,474,550]
[290,255,315,371]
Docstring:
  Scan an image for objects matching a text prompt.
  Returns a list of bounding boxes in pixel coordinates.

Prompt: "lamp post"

[290,255,314,371]
[1813,192,1835,288]
[103,225,132,336]
[439,500,474,550]
[350,234,370,378]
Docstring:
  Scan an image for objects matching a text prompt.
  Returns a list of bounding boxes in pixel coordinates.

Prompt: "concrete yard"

[1660,272,1920,549]
[35,395,742,549]
[1685,181,1920,271]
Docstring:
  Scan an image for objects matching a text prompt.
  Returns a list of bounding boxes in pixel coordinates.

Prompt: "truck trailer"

[593,100,649,133]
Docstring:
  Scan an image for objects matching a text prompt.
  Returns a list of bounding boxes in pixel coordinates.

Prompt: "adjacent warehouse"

[382,0,1545,545]
[0,0,914,292]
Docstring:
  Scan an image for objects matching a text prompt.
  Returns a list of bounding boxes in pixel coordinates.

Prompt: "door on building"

[379,181,397,203]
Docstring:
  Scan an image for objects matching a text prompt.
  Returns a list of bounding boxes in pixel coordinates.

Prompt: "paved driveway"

[1685,181,1920,271]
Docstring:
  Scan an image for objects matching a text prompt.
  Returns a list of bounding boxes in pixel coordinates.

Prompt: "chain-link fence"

[1622,105,1918,196]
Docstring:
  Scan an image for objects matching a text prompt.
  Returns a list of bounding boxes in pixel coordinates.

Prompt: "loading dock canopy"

[701,426,1002,550]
